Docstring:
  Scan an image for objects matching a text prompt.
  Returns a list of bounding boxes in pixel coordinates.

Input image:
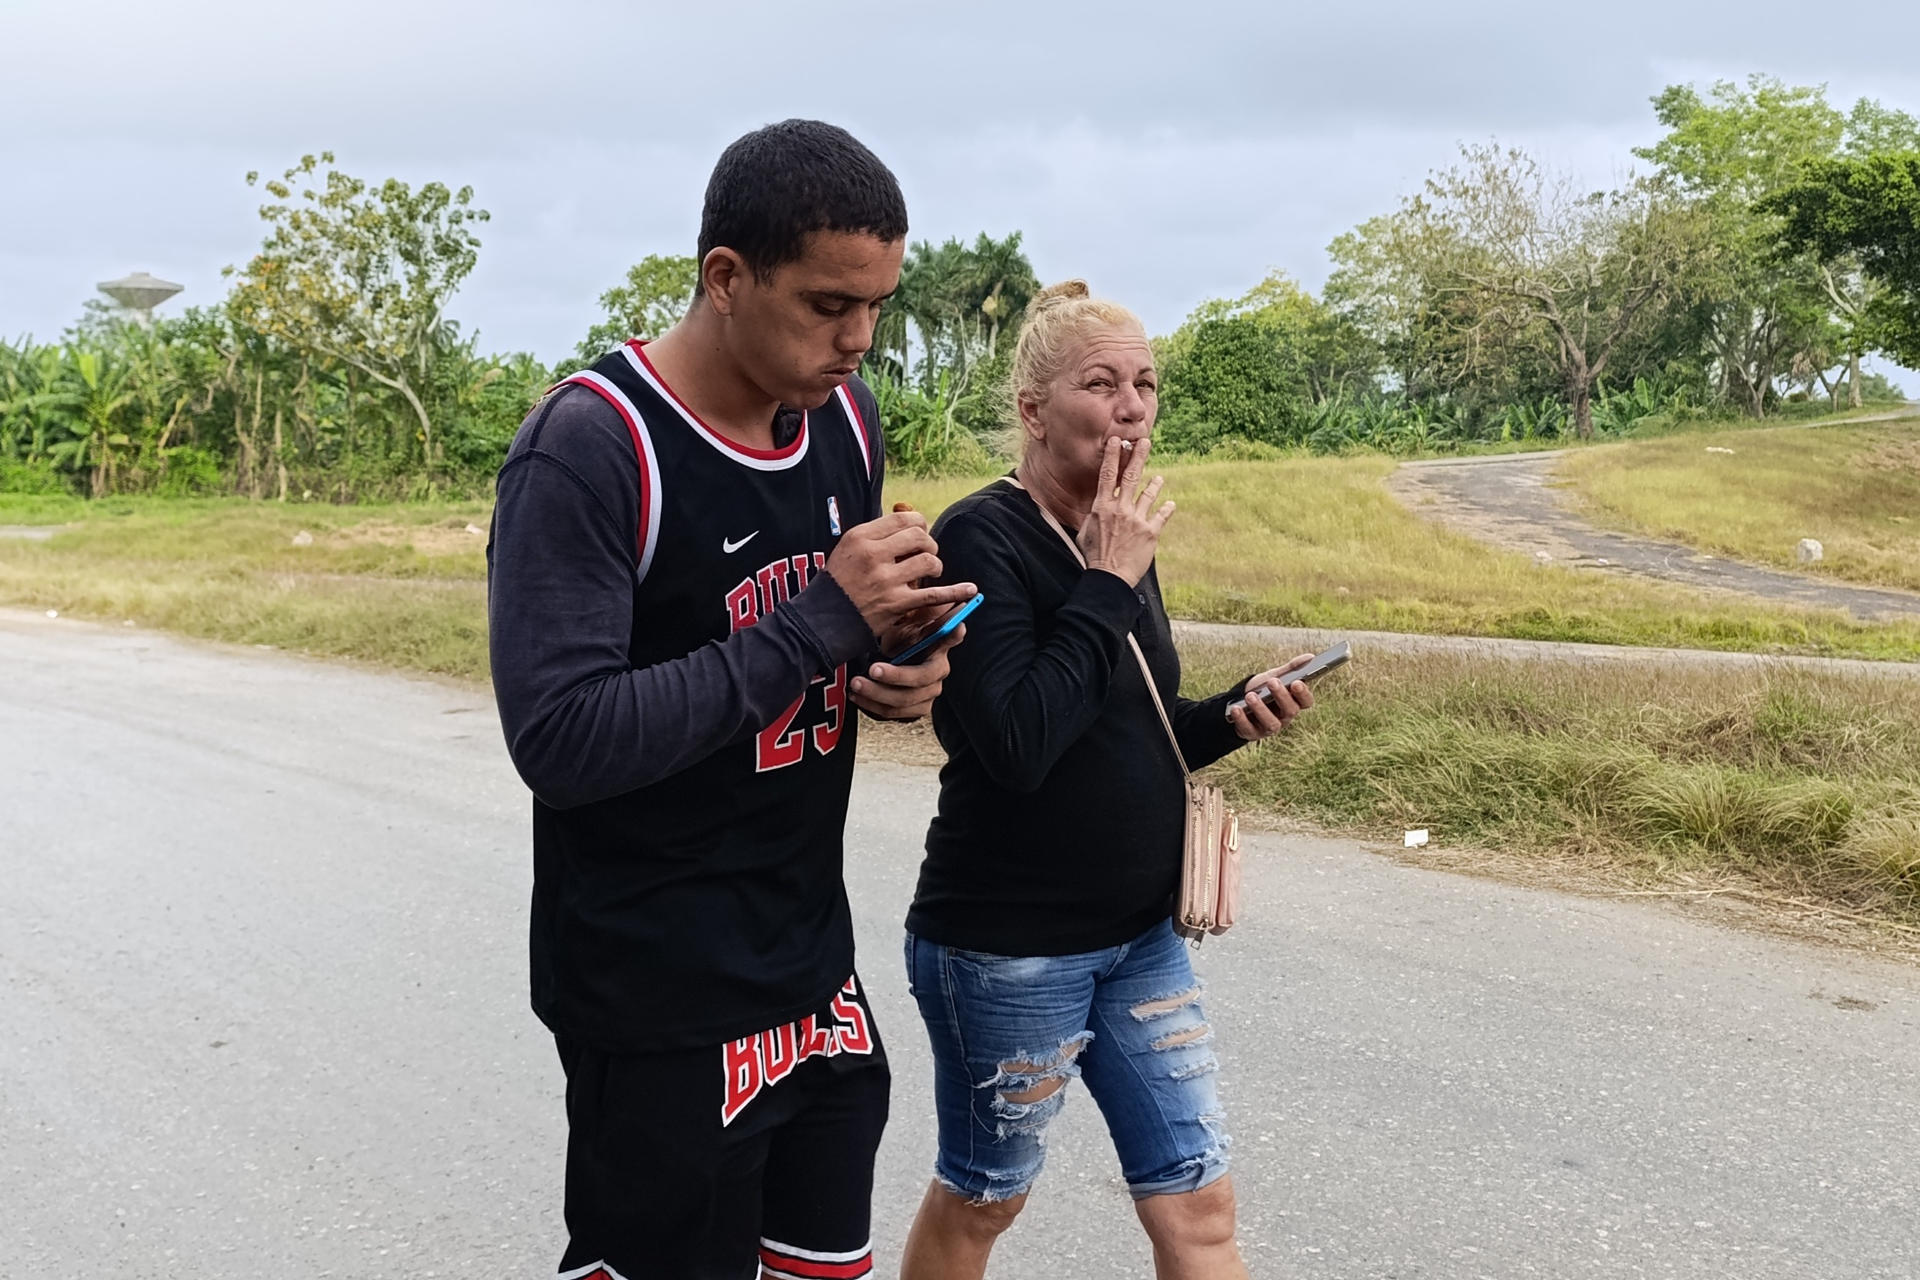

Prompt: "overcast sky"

[5,0,1918,390]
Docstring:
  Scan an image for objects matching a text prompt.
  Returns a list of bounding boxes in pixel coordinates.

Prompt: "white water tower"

[97,271,183,327]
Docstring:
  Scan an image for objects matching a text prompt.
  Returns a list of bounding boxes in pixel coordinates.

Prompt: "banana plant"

[41,347,138,497]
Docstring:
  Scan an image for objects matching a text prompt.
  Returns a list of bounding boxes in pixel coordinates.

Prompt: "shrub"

[0,458,76,496]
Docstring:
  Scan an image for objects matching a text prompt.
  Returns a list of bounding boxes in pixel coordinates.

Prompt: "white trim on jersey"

[760,1236,873,1264]
[556,1261,631,1280]
[835,384,873,481]
[620,342,812,473]
[560,370,664,587]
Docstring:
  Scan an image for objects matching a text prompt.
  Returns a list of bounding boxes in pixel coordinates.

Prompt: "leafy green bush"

[1196,437,1292,462]
[152,447,225,497]
[1158,316,1308,451]
[1158,373,1727,460]
[869,372,993,476]
[0,458,75,495]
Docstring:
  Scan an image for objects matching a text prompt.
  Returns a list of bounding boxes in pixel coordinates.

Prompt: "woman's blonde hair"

[1005,280,1148,432]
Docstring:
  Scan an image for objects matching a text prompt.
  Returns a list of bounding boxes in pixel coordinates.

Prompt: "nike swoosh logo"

[722,532,760,554]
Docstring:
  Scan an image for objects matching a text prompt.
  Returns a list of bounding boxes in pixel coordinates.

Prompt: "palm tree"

[887,232,1039,398]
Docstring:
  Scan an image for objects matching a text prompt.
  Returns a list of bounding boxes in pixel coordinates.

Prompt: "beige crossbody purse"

[1006,477,1241,942]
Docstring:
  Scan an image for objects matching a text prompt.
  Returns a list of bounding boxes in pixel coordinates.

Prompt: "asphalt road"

[1389,450,1920,623]
[5,607,1920,1278]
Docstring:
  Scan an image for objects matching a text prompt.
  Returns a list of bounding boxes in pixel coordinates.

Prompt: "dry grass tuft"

[1180,641,1920,921]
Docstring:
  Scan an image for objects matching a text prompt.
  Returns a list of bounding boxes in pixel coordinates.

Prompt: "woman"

[899,281,1317,1280]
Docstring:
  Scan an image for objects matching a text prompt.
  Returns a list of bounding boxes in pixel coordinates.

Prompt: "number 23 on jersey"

[726,550,848,773]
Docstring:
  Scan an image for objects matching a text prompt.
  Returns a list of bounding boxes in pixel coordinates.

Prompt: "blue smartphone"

[884,593,984,666]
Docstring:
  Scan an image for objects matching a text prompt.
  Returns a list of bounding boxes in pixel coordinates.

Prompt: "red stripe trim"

[839,384,873,479]
[758,1249,871,1279]
[559,375,652,565]
[625,340,807,462]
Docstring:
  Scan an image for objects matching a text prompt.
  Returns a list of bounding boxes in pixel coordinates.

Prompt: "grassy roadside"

[860,639,1920,925]
[0,499,492,677]
[1558,416,1920,594]
[889,458,1920,661]
[9,446,1920,670]
[1180,639,1920,923]
[5,491,1918,927]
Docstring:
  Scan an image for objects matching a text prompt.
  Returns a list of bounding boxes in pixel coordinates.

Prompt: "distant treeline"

[4,75,1915,498]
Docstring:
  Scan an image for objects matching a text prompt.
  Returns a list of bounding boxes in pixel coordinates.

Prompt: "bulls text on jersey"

[721,976,875,1126]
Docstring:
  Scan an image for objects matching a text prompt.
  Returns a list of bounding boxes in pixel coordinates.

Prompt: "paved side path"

[5,608,1920,1278]
[1172,620,1920,680]
[1389,437,1920,622]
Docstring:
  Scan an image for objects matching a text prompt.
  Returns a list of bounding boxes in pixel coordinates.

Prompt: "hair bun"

[1029,279,1091,313]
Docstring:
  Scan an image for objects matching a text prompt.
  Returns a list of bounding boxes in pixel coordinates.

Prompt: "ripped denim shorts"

[903,917,1230,1205]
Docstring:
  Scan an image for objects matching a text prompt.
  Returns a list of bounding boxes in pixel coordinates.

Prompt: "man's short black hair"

[697,119,908,290]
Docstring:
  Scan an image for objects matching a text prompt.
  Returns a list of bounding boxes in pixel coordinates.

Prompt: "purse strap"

[1002,475,1194,779]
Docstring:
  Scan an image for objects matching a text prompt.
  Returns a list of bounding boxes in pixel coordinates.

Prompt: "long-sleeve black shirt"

[488,350,885,1053]
[905,479,1250,956]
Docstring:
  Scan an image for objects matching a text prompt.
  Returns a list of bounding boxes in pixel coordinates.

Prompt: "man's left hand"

[850,628,964,721]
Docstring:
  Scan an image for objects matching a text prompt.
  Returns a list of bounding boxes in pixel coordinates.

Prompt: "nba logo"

[827,495,842,536]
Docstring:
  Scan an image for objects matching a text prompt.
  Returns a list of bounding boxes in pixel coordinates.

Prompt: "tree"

[0,340,67,472]
[572,254,698,366]
[1767,151,1920,368]
[878,232,1039,425]
[1163,271,1378,405]
[1158,315,1309,451]
[1391,145,1709,438]
[850,231,1041,447]
[39,346,137,497]
[226,152,489,468]
[1327,213,1461,402]
[1634,77,1920,413]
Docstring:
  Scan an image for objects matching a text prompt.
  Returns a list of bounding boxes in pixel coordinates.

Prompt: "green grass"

[0,498,492,678]
[10,447,1920,674]
[1178,639,1920,919]
[1559,416,1920,593]
[0,492,97,524]
[888,457,1920,661]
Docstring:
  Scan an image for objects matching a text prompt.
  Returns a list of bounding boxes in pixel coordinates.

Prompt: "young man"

[487,120,970,1280]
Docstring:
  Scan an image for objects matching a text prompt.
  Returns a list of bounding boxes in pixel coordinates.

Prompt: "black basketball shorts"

[554,974,890,1280]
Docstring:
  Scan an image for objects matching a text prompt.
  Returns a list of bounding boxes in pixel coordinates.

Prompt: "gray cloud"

[4,0,1917,388]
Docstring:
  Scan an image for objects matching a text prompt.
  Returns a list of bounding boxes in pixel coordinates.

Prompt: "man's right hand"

[825,510,977,638]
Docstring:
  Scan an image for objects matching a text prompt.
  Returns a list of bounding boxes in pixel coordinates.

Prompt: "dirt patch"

[1863,436,1920,473]
[327,519,490,558]
[1396,845,1920,958]
[268,573,484,592]
[1356,817,1920,961]
[856,715,949,768]
[1818,992,1882,1012]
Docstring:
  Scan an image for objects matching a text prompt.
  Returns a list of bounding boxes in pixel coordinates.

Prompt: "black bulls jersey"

[526,341,882,1051]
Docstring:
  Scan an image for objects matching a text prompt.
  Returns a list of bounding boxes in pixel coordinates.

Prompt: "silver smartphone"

[1224,641,1350,719]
